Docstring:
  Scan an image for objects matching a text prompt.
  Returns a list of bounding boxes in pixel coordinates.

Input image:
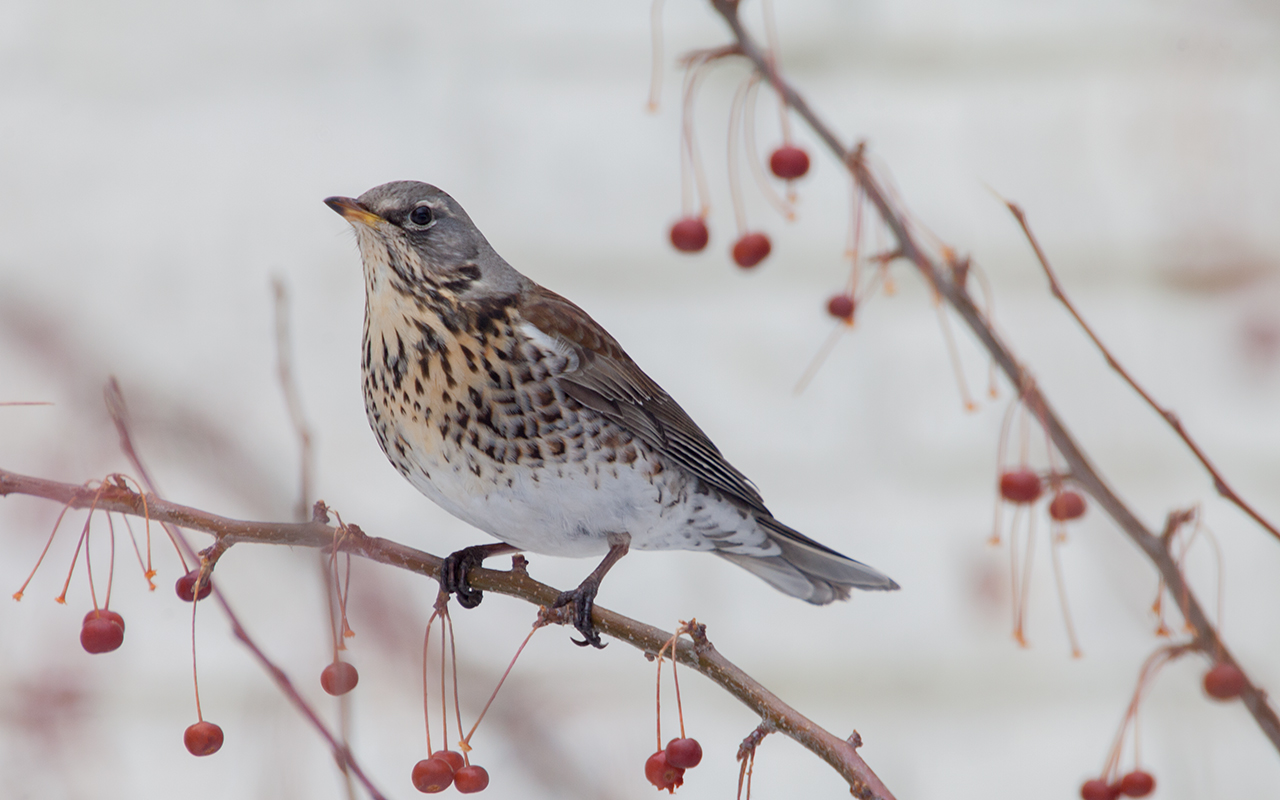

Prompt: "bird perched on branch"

[326,181,897,647]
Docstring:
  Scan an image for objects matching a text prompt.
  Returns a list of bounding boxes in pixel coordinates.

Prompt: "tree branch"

[0,467,894,800]
[705,0,1280,756]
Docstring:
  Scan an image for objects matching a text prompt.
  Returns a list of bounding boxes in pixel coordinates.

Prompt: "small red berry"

[80,610,125,654]
[670,218,710,253]
[320,661,359,695]
[184,720,224,756]
[1048,490,1087,521]
[999,469,1043,504]
[732,232,771,268]
[1203,662,1247,700]
[1080,779,1119,800]
[769,145,810,179]
[176,569,212,602]
[454,765,490,794]
[1118,770,1155,797]
[412,758,455,793]
[432,750,466,773]
[645,750,685,793]
[827,294,855,322]
[665,737,703,769]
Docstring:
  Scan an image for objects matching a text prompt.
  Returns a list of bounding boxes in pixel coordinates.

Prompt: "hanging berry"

[826,294,855,323]
[81,609,125,654]
[320,661,359,696]
[454,765,490,794]
[176,568,213,602]
[669,218,710,253]
[412,757,454,793]
[1203,662,1246,700]
[732,233,771,268]
[645,750,685,793]
[999,469,1043,503]
[769,145,810,179]
[1048,490,1087,521]
[184,720,224,756]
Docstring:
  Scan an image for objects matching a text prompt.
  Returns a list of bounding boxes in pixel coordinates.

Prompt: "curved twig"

[705,0,1280,756]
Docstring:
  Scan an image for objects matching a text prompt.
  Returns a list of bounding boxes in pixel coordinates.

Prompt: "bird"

[325,181,897,647]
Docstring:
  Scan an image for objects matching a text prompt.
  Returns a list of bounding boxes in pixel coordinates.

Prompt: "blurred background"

[2,1,1279,798]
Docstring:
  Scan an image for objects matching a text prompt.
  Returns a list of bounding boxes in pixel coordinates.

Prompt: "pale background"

[2,1,1279,798]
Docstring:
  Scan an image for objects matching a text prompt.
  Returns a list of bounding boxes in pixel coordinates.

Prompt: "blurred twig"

[704,0,1280,756]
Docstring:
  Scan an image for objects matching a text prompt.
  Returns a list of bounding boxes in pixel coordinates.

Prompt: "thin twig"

[1003,201,1280,544]
[704,0,1280,757]
[0,466,893,800]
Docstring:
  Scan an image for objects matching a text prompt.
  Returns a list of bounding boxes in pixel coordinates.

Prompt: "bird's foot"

[439,544,516,609]
[551,579,605,649]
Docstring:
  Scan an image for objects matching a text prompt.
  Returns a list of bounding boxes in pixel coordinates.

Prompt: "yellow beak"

[324,196,384,228]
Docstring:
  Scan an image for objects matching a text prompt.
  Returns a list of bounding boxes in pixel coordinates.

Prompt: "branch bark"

[0,467,893,800]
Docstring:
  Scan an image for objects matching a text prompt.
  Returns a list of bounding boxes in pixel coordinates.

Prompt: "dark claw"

[439,546,491,609]
[551,583,605,649]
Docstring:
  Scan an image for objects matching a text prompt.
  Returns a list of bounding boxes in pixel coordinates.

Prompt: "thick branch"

[0,467,892,800]
[705,0,1280,755]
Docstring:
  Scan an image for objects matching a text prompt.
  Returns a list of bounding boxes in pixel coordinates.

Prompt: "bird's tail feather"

[717,517,898,606]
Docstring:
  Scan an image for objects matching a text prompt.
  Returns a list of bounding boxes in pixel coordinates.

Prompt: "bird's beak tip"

[325,196,383,227]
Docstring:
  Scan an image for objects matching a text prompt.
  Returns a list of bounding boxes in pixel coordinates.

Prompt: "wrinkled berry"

[645,750,685,793]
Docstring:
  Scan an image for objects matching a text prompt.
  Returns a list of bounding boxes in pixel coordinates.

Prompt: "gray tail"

[717,517,898,605]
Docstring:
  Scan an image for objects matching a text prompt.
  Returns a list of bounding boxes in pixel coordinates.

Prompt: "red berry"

[1080,779,1119,800]
[184,720,224,756]
[645,750,685,793]
[1119,771,1155,797]
[665,737,703,769]
[1203,662,1247,700]
[432,750,466,773]
[320,661,359,695]
[176,569,212,602]
[1049,490,1087,521]
[827,294,855,322]
[454,765,490,794]
[999,469,1043,504]
[80,610,125,654]
[670,218,709,253]
[412,758,454,793]
[769,145,810,179]
[732,233,771,268]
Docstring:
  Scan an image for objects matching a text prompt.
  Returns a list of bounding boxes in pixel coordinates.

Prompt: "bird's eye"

[409,205,434,226]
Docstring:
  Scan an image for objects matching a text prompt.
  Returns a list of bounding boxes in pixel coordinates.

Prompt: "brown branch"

[0,467,893,800]
[1004,201,1280,544]
[705,0,1280,757]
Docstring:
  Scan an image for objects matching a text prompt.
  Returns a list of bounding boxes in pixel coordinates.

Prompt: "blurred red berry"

[665,737,703,769]
[999,469,1042,504]
[670,218,709,253]
[184,720,224,756]
[1118,770,1155,797]
[1203,662,1247,700]
[80,610,125,654]
[732,233,771,268]
[645,750,685,793]
[769,145,810,179]
[1048,491,1087,521]
[432,750,466,773]
[320,661,359,696]
[412,758,454,793]
[827,294,855,322]
[176,568,212,602]
[1080,779,1118,800]
[454,765,490,794]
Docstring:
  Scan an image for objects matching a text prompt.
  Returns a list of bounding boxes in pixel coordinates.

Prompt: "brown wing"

[521,285,769,515]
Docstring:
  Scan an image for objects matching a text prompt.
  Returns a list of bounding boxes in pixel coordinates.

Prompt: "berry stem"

[742,77,794,218]
[1048,527,1082,658]
[461,618,543,750]
[933,298,978,413]
[647,0,666,112]
[422,608,439,755]
[13,496,76,602]
[680,57,714,218]
[191,582,205,722]
[103,511,117,608]
[726,73,752,235]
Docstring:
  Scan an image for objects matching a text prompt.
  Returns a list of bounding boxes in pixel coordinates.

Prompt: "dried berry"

[732,233,771,269]
[454,765,490,794]
[670,218,710,253]
[320,661,359,696]
[645,750,685,793]
[769,145,810,179]
[412,757,454,793]
[1203,662,1246,700]
[665,737,703,769]
[999,469,1042,504]
[1048,491,1087,521]
[184,720,224,756]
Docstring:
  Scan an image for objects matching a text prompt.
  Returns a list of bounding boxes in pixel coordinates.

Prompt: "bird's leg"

[551,533,631,649]
[440,543,521,609]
